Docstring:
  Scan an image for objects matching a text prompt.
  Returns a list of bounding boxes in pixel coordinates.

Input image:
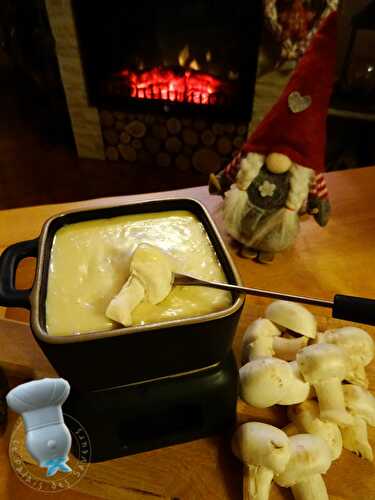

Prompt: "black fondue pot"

[0,198,244,392]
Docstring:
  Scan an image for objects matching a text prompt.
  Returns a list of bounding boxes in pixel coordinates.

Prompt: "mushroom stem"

[287,401,343,461]
[241,318,280,364]
[314,378,353,426]
[245,464,274,500]
[347,364,369,388]
[273,336,308,361]
[248,337,275,361]
[341,415,373,461]
[291,474,329,500]
[283,422,299,436]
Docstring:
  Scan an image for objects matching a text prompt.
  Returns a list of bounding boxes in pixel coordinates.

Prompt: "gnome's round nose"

[6,378,72,475]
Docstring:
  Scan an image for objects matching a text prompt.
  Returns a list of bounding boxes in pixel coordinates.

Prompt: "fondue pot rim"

[26,196,244,344]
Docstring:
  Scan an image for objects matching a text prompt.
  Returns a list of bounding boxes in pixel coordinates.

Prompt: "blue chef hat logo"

[6,378,72,477]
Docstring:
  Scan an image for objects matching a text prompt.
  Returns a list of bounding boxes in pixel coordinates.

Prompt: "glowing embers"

[116,66,232,106]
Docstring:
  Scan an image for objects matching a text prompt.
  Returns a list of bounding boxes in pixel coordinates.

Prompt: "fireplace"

[46,0,262,173]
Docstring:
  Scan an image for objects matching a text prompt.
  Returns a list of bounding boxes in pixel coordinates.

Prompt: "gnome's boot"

[240,246,258,260]
[258,251,275,264]
[241,246,275,264]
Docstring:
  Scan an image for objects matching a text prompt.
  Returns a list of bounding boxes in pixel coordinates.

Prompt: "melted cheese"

[46,210,232,336]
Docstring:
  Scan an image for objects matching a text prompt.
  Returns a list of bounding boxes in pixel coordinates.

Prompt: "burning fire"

[119,67,227,105]
[114,45,231,106]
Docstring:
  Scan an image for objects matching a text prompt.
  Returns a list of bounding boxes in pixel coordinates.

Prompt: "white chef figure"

[6,378,72,477]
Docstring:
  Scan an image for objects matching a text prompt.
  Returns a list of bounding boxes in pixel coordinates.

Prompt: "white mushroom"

[283,422,300,436]
[317,327,374,388]
[273,335,309,361]
[130,244,174,304]
[341,384,375,461]
[296,343,353,426]
[274,434,332,500]
[240,358,291,408]
[241,318,281,363]
[106,244,174,326]
[277,361,310,405]
[341,416,373,462]
[265,300,317,338]
[287,400,343,461]
[105,275,145,326]
[232,422,290,500]
[344,384,375,426]
[240,358,310,408]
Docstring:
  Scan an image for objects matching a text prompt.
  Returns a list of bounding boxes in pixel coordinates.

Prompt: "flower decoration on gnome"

[6,378,72,477]
[209,12,337,263]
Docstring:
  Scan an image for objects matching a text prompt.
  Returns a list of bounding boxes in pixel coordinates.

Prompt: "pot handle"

[0,239,38,309]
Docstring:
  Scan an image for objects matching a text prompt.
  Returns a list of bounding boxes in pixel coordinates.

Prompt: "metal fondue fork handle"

[173,273,375,326]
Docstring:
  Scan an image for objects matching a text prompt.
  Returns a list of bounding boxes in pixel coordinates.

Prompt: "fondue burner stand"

[64,352,238,462]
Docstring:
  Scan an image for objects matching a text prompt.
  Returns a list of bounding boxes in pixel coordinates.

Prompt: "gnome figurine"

[6,378,72,477]
[209,11,337,263]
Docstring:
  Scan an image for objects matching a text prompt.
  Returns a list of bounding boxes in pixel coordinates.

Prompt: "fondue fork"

[173,273,375,326]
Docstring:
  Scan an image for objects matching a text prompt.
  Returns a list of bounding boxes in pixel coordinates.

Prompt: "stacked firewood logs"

[100,109,248,174]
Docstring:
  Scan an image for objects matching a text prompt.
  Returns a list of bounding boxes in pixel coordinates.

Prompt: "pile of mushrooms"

[233,300,375,500]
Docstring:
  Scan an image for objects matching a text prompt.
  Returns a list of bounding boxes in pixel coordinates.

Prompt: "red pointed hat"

[225,11,337,181]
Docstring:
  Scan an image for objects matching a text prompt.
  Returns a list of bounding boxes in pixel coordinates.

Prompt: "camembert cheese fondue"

[46,210,232,336]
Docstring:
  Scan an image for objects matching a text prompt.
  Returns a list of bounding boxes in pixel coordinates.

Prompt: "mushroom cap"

[317,327,374,367]
[242,318,282,344]
[274,434,332,487]
[239,357,293,408]
[343,384,375,426]
[296,343,348,384]
[265,300,317,338]
[241,318,281,363]
[232,422,290,473]
[277,361,310,405]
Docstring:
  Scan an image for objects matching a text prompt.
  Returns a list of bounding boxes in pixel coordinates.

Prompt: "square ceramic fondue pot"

[0,198,244,391]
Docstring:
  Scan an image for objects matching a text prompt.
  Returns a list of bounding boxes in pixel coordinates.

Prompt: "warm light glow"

[118,66,229,105]
[189,59,200,71]
[178,44,190,67]
[228,70,239,80]
[206,50,212,63]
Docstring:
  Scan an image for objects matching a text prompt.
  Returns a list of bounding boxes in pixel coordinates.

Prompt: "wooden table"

[0,166,375,500]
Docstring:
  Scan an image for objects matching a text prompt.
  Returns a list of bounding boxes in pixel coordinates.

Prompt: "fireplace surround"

[46,0,262,174]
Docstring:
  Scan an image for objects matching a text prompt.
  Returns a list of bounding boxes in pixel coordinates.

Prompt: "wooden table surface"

[0,166,375,500]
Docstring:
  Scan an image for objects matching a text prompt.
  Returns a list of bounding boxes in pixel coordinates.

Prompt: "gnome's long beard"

[222,185,251,244]
[223,186,299,251]
[222,151,264,243]
[247,208,299,251]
